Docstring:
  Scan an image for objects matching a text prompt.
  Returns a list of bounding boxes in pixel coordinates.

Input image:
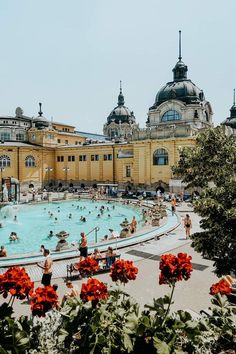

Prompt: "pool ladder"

[87,226,100,243]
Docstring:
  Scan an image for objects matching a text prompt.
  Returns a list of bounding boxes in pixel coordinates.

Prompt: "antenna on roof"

[178,30,182,61]
[233,88,235,106]
[120,80,122,94]
[38,102,43,117]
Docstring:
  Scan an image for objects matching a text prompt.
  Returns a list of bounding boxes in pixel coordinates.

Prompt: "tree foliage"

[172,126,236,276]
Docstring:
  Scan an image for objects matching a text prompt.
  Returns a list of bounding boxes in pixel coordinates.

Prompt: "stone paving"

[0,201,220,317]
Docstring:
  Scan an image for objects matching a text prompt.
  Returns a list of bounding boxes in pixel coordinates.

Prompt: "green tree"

[172,126,236,276]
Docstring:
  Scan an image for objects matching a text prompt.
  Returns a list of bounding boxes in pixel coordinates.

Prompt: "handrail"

[86,226,100,236]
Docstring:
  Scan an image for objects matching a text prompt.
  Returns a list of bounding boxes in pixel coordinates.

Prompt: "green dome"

[107,86,135,125]
[151,56,205,109]
[154,79,204,107]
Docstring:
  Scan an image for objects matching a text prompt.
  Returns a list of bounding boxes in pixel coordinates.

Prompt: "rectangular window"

[91,155,99,161]
[125,165,131,177]
[0,132,10,140]
[57,156,64,162]
[68,155,75,162]
[57,139,61,143]
[16,133,24,141]
[65,140,68,144]
[103,154,112,161]
[79,155,86,161]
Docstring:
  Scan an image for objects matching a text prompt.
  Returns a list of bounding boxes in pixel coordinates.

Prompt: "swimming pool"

[0,200,142,256]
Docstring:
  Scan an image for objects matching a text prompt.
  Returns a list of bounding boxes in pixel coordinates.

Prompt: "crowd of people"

[0,191,193,261]
[0,191,197,314]
[35,235,118,310]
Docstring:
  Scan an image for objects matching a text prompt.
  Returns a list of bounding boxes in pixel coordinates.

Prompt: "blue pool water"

[0,200,142,256]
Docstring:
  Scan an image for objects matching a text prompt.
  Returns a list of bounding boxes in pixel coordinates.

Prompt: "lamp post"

[63,167,70,189]
[45,167,53,187]
[0,167,5,202]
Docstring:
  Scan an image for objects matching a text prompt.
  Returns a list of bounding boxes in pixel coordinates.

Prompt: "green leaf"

[141,315,151,328]
[153,337,170,354]
[185,320,199,331]
[123,333,133,352]
[97,334,106,345]
[14,330,30,350]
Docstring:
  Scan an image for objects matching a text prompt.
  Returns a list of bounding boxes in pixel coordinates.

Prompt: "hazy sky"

[0,0,235,133]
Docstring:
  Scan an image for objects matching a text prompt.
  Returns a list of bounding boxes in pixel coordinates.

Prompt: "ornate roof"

[107,82,136,125]
[222,89,236,129]
[150,31,205,109]
[33,103,49,129]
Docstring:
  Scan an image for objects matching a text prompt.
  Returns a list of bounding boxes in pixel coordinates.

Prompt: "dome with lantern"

[33,103,49,129]
[107,83,136,125]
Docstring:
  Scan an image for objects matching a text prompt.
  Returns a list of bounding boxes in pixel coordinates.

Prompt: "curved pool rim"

[0,212,180,268]
[0,198,142,256]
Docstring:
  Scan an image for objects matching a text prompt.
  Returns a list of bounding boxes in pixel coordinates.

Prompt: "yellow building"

[0,38,214,195]
[0,128,198,194]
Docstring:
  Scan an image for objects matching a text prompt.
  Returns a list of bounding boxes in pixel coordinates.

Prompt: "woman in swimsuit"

[183,214,192,239]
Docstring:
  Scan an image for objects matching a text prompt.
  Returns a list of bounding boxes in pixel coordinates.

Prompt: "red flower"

[159,253,192,285]
[110,259,138,284]
[210,279,231,296]
[80,278,108,304]
[31,286,58,316]
[0,267,34,300]
[74,257,99,277]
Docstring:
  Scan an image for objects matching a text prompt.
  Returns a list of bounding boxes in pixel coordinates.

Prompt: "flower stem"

[11,296,15,307]
[161,282,175,327]
[7,295,13,306]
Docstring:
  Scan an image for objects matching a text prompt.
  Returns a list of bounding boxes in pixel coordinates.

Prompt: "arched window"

[161,110,181,122]
[25,155,36,167]
[0,155,10,168]
[153,149,168,165]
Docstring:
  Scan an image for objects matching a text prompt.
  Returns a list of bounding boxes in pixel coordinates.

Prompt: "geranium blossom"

[110,259,138,284]
[159,253,192,285]
[31,286,58,316]
[80,278,108,303]
[74,257,99,277]
[210,279,231,296]
[0,266,34,299]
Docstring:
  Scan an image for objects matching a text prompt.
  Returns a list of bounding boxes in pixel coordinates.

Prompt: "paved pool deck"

[0,201,219,317]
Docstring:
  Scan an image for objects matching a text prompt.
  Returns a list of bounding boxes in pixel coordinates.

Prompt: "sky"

[0,0,235,133]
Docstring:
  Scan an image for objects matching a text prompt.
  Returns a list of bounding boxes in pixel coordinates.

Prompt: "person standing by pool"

[183,214,192,239]
[79,232,88,261]
[171,197,176,216]
[37,249,53,286]
[130,216,137,233]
